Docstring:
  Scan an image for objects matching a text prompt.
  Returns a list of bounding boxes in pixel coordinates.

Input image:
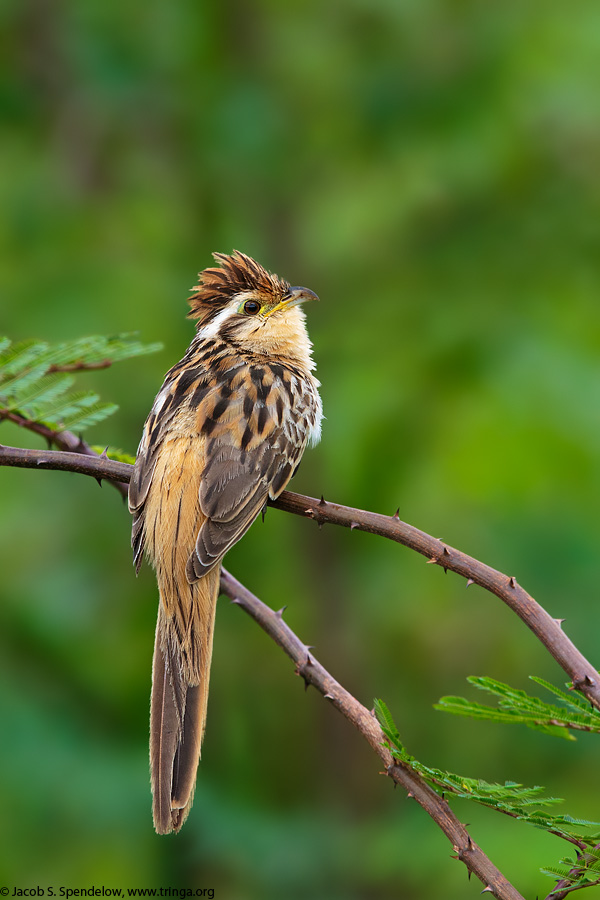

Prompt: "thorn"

[406,791,414,799]
[95,477,103,488]
[294,662,310,690]
[508,576,516,588]
[261,505,267,523]
[304,507,315,517]
[36,457,49,466]
[585,674,596,686]
[392,508,400,520]
[426,557,439,564]
[323,693,335,701]
[442,545,450,556]
[350,521,360,530]
[275,606,287,618]
[229,597,242,605]
[100,446,109,459]
[305,651,314,665]
[467,834,473,850]
[554,618,565,628]
[468,870,472,881]
[318,494,327,506]
[481,887,494,894]
[466,578,474,587]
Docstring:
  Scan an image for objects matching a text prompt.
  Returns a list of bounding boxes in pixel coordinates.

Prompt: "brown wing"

[186,363,312,582]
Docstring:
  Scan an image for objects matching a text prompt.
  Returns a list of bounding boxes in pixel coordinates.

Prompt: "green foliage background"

[1,2,600,897]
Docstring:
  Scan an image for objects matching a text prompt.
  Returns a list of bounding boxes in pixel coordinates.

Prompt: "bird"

[128,251,322,834]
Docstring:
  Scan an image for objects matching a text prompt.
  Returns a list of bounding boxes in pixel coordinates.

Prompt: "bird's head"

[188,251,318,365]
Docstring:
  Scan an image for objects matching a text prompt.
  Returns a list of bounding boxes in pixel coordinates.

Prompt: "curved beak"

[286,286,319,306]
[266,286,319,317]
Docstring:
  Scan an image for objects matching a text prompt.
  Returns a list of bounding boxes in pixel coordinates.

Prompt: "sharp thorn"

[229,597,242,605]
[468,870,472,881]
[392,508,400,520]
[554,618,565,627]
[275,605,287,618]
[466,578,474,587]
[442,545,450,556]
[585,674,596,686]
[95,477,103,488]
[350,521,360,530]
[318,494,327,506]
[406,791,414,798]
[323,693,335,701]
[426,557,439,564]
[481,887,494,894]
[36,458,49,466]
[508,576,516,588]
[100,446,109,459]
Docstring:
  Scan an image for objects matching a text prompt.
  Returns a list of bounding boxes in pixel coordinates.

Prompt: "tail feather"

[150,571,219,835]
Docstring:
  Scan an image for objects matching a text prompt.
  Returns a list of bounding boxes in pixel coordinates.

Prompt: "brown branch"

[0,419,128,498]
[2,442,598,710]
[219,568,524,899]
[271,493,600,711]
[1,440,593,897]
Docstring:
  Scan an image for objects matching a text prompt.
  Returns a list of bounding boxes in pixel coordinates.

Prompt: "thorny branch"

[220,568,524,900]
[1,440,598,898]
[1,442,598,710]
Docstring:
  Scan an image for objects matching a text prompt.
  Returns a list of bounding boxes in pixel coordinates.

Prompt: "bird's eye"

[243,300,261,315]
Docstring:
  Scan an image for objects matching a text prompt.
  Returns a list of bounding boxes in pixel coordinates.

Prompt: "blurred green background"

[2,1,600,897]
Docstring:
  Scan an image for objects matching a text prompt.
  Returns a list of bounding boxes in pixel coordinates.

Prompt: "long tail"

[150,566,220,834]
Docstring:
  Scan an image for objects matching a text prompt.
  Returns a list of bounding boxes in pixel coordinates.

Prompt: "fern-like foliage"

[435,675,600,740]
[374,698,600,892]
[0,334,161,436]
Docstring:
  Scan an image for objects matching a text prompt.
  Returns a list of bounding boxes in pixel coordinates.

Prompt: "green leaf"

[436,675,600,739]
[0,332,161,439]
[58,401,119,431]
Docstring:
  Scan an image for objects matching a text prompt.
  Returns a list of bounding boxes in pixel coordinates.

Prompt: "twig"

[47,359,112,373]
[219,568,524,899]
[545,845,600,900]
[1,443,598,710]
